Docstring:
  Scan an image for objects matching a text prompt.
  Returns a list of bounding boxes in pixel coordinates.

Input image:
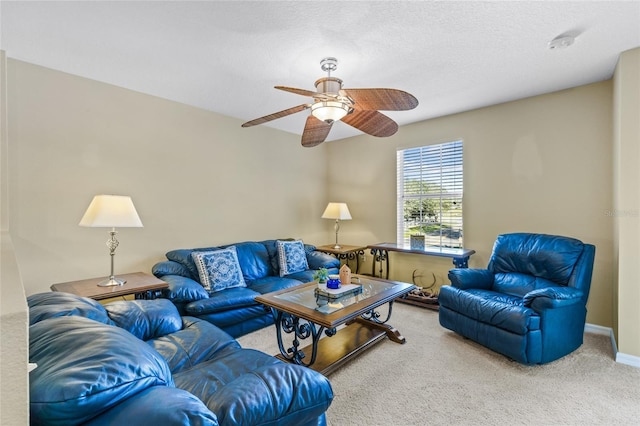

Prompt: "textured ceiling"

[1,1,639,142]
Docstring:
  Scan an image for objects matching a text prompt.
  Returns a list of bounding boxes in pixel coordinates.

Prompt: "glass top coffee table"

[255,275,415,375]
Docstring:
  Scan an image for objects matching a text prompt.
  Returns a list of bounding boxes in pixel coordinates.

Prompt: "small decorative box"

[410,234,425,250]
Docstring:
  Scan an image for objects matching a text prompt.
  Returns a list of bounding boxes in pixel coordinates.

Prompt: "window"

[397,140,463,248]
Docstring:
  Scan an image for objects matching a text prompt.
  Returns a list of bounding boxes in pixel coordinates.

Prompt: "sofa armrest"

[306,251,340,270]
[153,260,192,279]
[523,286,584,310]
[448,268,494,290]
[83,386,218,426]
[105,299,183,340]
[162,275,209,303]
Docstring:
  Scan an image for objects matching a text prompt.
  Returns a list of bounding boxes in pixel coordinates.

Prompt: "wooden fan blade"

[341,109,398,137]
[340,88,418,111]
[241,104,309,127]
[275,86,336,100]
[301,116,332,147]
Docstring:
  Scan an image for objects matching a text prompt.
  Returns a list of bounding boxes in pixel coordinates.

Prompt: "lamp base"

[333,244,342,249]
[97,277,127,287]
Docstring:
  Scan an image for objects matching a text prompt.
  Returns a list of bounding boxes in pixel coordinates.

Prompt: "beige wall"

[4,54,635,357]
[7,59,330,295]
[327,81,614,328]
[613,47,640,359]
[0,51,29,425]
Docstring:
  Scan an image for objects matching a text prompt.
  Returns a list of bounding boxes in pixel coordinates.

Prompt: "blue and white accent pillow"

[191,246,246,293]
[277,239,309,277]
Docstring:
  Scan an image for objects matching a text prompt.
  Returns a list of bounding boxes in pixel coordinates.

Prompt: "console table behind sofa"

[367,242,476,279]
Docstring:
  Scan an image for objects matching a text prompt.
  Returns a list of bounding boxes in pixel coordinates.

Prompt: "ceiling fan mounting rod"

[320,57,338,77]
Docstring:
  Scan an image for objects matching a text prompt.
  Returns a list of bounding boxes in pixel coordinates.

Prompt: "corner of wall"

[0,49,30,425]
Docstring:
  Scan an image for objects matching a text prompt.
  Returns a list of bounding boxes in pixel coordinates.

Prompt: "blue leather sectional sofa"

[152,239,340,337]
[28,292,333,425]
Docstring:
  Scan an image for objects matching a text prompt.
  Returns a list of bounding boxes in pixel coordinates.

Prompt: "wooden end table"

[315,244,367,273]
[51,272,168,301]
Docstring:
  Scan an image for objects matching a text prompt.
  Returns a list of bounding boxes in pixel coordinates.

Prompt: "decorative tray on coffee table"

[314,284,363,301]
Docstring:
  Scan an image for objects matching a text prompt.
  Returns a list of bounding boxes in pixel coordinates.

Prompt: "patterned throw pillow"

[277,239,309,277]
[191,246,246,292]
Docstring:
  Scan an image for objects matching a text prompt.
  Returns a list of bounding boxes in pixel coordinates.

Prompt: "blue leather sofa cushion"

[173,349,333,426]
[488,233,584,285]
[184,287,261,315]
[247,276,303,295]
[223,241,273,280]
[283,269,318,284]
[167,246,220,281]
[83,386,218,426]
[148,317,241,373]
[30,316,174,425]
[264,239,287,274]
[27,292,113,326]
[105,299,183,340]
[439,286,540,334]
[168,242,277,284]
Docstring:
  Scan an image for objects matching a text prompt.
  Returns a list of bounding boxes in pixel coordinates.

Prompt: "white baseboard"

[585,322,640,368]
[584,323,611,336]
[616,352,640,368]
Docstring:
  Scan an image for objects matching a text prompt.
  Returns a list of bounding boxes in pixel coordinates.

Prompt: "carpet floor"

[237,303,640,426]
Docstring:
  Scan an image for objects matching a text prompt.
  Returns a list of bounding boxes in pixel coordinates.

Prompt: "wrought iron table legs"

[270,302,404,371]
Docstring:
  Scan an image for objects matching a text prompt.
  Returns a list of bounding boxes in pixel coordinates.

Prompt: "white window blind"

[397,141,463,248]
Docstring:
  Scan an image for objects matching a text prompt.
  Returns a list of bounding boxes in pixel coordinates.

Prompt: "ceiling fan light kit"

[311,100,350,123]
[242,57,418,147]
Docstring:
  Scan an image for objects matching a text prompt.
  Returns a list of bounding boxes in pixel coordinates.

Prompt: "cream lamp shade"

[79,195,143,286]
[322,202,351,249]
[321,202,352,221]
[79,195,143,228]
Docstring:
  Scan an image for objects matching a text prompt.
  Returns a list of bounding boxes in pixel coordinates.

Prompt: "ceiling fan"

[241,57,419,147]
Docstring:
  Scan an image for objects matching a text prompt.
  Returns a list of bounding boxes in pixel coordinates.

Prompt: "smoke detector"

[548,35,575,50]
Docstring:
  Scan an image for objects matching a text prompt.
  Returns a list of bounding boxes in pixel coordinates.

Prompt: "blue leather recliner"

[438,233,595,365]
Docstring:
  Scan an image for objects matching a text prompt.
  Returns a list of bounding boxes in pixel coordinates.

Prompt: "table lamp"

[79,195,143,286]
[322,202,352,249]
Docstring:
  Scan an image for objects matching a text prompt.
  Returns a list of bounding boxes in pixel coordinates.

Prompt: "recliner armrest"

[448,268,494,290]
[162,275,209,303]
[523,286,584,310]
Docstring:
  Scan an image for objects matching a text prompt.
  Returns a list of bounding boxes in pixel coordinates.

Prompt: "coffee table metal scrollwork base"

[272,309,337,368]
